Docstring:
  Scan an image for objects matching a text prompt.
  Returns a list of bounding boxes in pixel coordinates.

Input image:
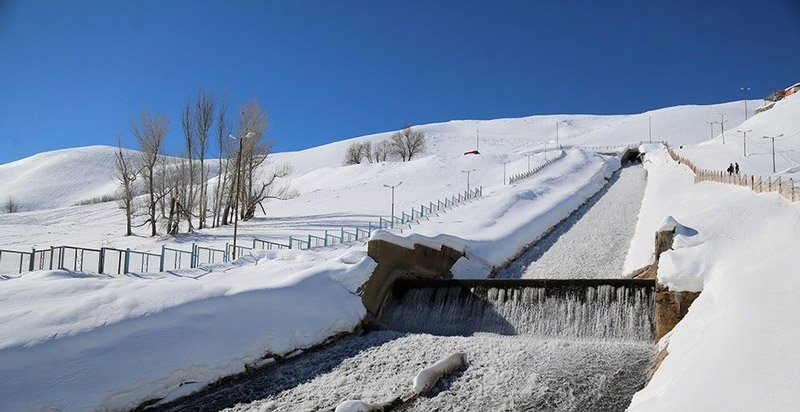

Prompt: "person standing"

[735,162,740,175]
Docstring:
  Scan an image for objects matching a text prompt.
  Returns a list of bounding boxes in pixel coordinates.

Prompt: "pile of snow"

[412,352,467,394]
[0,249,373,411]
[625,146,800,411]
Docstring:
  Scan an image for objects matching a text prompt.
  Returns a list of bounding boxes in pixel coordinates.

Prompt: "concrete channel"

[143,150,665,412]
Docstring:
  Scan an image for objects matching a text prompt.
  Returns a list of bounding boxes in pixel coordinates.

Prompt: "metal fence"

[509,151,566,185]
[1,183,487,276]
[668,148,799,202]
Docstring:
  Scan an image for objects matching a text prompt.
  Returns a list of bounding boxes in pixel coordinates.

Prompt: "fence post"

[308,234,312,249]
[768,177,772,191]
[29,248,35,272]
[368,222,373,235]
[252,239,257,249]
[125,248,131,274]
[288,236,293,249]
[99,248,105,274]
[159,245,165,271]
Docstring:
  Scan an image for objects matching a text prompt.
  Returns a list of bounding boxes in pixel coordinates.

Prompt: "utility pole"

[543,141,548,161]
[736,129,752,157]
[740,87,751,120]
[527,153,532,173]
[763,134,784,173]
[719,113,727,144]
[476,129,480,152]
[383,182,403,228]
[649,116,652,143]
[707,122,715,140]
[229,132,254,260]
[555,121,560,149]
[461,169,476,192]
[502,161,510,185]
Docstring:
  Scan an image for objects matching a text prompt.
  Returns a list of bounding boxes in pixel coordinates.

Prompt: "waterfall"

[379,280,655,341]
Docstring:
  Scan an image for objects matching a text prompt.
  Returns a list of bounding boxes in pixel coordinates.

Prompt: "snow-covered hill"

[0,100,753,214]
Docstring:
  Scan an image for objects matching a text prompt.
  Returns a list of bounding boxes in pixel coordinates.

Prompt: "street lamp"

[763,134,784,173]
[229,131,255,260]
[383,182,402,228]
[740,87,751,120]
[461,169,476,192]
[555,120,567,149]
[736,129,752,157]
[718,113,728,144]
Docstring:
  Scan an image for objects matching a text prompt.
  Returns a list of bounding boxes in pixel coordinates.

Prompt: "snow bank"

[373,150,619,273]
[626,146,800,411]
[412,352,467,394]
[0,249,372,411]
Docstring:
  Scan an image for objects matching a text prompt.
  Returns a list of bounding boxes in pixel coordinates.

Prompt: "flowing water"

[149,162,654,412]
[152,281,655,412]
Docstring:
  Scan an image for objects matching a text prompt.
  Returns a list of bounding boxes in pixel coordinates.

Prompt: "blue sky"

[1,0,798,163]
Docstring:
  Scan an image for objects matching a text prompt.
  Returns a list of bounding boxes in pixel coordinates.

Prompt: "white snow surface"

[0,249,373,411]
[625,146,800,411]
[2,98,793,412]
[412,352,467,394]
[371,149,620,273]
[496,163,646,278]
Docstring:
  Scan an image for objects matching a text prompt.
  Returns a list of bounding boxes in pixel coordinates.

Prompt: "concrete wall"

[361,239,463,316]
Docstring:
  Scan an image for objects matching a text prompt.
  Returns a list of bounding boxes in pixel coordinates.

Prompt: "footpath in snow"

[496,163,647,279]
[623,145,800,412]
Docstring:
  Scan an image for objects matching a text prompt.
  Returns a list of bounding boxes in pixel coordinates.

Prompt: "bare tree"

[180,101,196,232]
[213,96,232,227]
[390,127,427,161]
[114,134,139,236]
[131,111,168,237]
[362,141,374,163]
[4,196,19,213]
[372,140,391,162]
[227,100,297,221]
[344,141,366,165]
[194,89,214,230]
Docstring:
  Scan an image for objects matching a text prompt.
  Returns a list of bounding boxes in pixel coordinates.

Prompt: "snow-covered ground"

[3,96,799,412]
[621,145,800,412]
[0,249,373,411]
[0,147,620,411]
[496,163,647,279]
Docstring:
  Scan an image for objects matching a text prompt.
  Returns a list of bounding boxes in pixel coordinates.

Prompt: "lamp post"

[736,129,752,157]
[383,182,402,228]
[229,131,255,260]
[502,160,510,185]
[476,129,480,152]
[461,169,476,192]
[740,87,751,120]
[707,122,715,140]
[718,113,728,144]
[527,153,532,173]
[763,134,784,173]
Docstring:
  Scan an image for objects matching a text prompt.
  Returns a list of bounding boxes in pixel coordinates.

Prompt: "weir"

[379,278,656,341]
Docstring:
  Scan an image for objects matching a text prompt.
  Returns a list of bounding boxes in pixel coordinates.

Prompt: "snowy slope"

[0,100,751,214]
[0,146,123,211]
[674,93,800,178]
[624,145,800,412]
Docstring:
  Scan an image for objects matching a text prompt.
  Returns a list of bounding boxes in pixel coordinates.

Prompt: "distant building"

[784,82,800,98]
